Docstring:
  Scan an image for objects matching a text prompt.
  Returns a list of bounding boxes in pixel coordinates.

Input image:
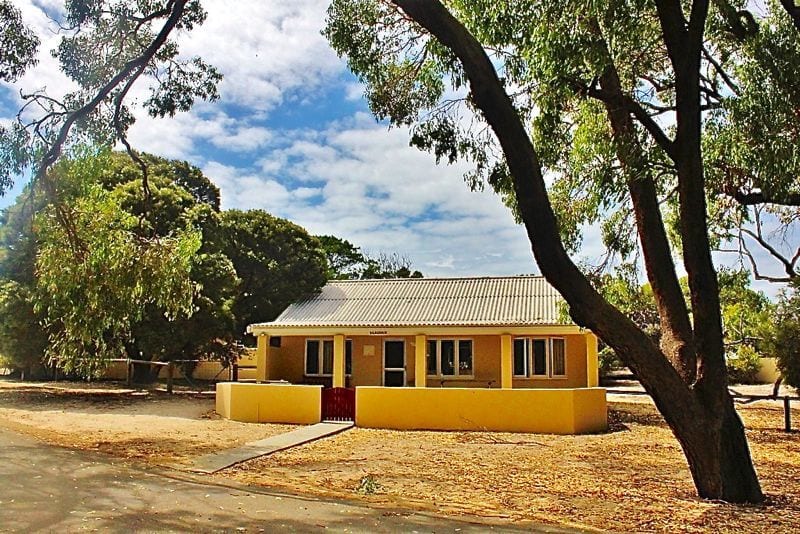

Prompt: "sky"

[0,0,790,295]
[1,0,543,277]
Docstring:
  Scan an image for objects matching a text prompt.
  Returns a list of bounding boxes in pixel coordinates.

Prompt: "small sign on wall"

[363,345,375,356]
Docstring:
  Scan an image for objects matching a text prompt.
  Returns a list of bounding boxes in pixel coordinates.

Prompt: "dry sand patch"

[0,380,294,464]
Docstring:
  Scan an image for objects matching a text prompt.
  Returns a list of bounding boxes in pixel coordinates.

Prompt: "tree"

[35,153,200,377]
[93,153,237,380]
[318,234,423,279]
[323,0,784,502]
[0,150,233,378]
[317,235,368,280]
[0,0,39,84]
[220,210,328,338]
[0,0,220,227]
[0,280,48,378]
[768,282,800,388]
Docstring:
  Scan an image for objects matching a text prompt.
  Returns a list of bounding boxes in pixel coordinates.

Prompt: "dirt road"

[0,427,567,533]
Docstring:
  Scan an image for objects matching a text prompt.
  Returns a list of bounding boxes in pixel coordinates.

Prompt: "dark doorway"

[383,340,406,387]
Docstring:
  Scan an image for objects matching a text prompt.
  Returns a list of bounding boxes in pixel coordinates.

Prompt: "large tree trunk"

[393,0,764,503]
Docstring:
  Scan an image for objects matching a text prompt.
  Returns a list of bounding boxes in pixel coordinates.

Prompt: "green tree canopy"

[35,152,200,377]
[220,210,328,337]
[769,282,800,388]
[318,234,423,279]
[0,0,39,84]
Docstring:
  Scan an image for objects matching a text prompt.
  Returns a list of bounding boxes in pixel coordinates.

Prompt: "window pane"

[532,339,547,375]
[305,340,319,374]
[427,341,438,374]
[458,340,473,375]
[384,369,405,387]
[385,341,405,368]
[513,339,527,376]
[551,339,566,376]
[322,340,334,375]
[346,340,353,375]
[440,340,455,375]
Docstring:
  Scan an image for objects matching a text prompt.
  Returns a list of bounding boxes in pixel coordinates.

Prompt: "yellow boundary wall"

[101,361,256,381]
[216,383,322,424]
[355,387,607,434]
[755,357,781,384]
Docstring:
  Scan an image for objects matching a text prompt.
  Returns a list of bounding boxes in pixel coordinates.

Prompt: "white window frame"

[426,338,474,378]
[512,337,567,379]
[304,338,353,377]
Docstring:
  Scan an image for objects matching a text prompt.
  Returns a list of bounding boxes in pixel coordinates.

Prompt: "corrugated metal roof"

[251,276,568,329]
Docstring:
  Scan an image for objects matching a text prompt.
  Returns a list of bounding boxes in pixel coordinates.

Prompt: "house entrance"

[383,339,406,387]
[321,387,355,421]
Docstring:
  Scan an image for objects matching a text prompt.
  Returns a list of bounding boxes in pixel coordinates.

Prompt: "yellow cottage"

[216,276,607,434]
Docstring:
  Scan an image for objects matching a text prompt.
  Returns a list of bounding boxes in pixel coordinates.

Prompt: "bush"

[768,283,800,388]
[598,347,623,377]
[726,345,762,384]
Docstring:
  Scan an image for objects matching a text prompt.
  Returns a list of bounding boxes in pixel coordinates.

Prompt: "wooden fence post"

[126,360,133,387]
[167,362,174,394]
[231,363,239,382]
[785,397,792,433]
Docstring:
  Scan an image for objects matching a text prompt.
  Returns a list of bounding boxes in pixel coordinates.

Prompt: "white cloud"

[209,117,539,277]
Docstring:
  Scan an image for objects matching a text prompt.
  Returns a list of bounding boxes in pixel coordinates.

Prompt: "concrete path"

[0,427,576,533]
[187,421,354,474]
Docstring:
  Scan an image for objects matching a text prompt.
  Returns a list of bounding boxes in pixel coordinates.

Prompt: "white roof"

[249,276,568,329]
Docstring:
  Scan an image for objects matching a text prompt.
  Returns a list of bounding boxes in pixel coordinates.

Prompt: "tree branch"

[779,0,800,32]
[33,0,189,208]
[391,0,701,422]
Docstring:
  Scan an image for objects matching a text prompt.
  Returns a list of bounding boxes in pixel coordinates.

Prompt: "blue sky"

[0,0,791,295]
[1,0,541,277]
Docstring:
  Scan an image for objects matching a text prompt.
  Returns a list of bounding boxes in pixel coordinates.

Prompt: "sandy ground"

[1,379,798,532]
[0,380,294,465]
[224,401,800,533]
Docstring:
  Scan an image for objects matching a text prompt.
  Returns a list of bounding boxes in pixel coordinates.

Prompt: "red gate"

[322,387,355,421]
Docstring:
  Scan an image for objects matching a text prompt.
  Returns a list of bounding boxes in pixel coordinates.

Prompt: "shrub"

[726,345,762,385]
[767,283,800,388]
[598,347,623,377]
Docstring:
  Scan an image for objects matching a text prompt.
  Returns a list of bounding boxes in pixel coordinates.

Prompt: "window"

[551,338,566,376]
[512,337,566,378]
[427,339,473,377]
[305,339,353,376]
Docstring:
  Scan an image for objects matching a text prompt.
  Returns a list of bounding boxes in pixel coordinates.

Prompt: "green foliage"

[35,176,200,376]
[220,210,328,336]
[704,4,800,209]
[317,235,423,280]
[318,235,367,280]
[0,280,47,372]
[718,268,774,353]
[592,265,660,341]
[768,283,800,388]
[355,474,383,495]
[725,344,762,385]
[598,347,623,377]
[0,0,39,83]
[0,0,221,196]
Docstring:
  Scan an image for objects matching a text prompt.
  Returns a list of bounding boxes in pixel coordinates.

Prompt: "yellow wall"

[215,382,322,424]
[269,333,594,389]
[755,357,781,384]
[355,387,607,434]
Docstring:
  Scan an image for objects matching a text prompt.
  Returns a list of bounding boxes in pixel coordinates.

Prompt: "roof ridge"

[328,275,545,283]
